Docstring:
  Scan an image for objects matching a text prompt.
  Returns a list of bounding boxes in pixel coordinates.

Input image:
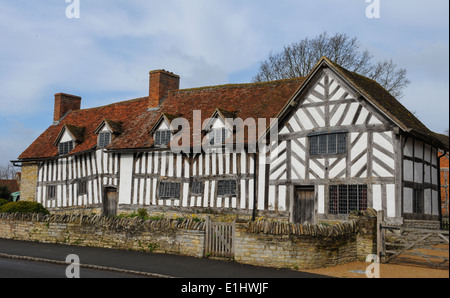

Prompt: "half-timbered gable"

[264,61,399,223]
[15,57,448,226]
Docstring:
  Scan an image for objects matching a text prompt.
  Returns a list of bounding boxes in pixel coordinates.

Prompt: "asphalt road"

[0,238,329,278]
[0,257,146,278]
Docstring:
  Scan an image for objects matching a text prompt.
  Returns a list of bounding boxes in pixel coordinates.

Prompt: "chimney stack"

[53,93,81,124]
[149,70,180,110]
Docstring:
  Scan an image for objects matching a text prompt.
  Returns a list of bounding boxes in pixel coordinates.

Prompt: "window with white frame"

[98,131,111,148]
[154,130,172,146]
[59,141,74,156]
[209,128,228,145]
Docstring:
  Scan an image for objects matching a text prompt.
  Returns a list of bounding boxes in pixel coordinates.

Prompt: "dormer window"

[155,130,172,146]
[54,124,84,157]
[209,128,228,145]
[94,119,123,149]
[59,141,74,156]
[98,131,111,148]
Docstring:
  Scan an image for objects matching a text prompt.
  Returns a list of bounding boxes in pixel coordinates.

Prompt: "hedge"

[0,201,50,215]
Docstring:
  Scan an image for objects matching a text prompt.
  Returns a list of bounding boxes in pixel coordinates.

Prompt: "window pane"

[310,136,318,155]
[99,132,111,147]
[337,134,347,153]
[230,180,236,195]
[348,185,358,212]
[359,185,368,211]
[329,185,338,214]
[218,180,236,196]
[155,130,171,145]
[318,135,327,154]
[338,185,348,214]
[191,181,202,195]
[328,134,337,154]
[155,131,161,145]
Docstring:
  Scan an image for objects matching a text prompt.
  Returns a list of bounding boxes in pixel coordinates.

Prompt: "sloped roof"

[323,57,447,149]
[17,57,448,161]
[18,78,304,159]
[0,180,19,193]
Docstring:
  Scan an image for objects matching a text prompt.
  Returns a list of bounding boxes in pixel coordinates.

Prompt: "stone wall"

[0,213,205,258]
[19,162,38,202]
[0,210,377,270]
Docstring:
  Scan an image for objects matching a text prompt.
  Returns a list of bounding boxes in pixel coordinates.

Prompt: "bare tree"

[0,164,18,180]
[253,32,410,98]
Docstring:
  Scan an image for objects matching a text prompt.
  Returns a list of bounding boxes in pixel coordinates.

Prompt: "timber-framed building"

[15,57,448,227]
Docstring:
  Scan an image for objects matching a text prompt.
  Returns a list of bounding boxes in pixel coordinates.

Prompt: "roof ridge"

[73,96,149,112]
[173,77,305,93]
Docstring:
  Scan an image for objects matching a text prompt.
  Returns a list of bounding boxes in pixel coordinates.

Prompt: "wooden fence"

[377,211,449,267]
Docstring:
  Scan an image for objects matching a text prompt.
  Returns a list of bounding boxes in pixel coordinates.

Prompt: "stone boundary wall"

[0,211,377,270]
[0,213,206,258]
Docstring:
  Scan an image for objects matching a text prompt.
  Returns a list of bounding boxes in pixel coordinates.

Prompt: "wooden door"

[103,187,118,216]
[293,186,315,224]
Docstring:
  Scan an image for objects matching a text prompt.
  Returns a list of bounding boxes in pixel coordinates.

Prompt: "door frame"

[292,185,316,224]
[103,186,118,216]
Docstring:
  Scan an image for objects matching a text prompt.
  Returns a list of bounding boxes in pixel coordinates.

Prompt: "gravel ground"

[301,244,449,278]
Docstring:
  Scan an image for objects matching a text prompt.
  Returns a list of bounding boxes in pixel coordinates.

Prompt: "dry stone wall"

[0,210,377,270]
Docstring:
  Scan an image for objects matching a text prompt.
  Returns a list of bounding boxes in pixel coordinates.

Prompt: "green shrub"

[0,201,50,215]
[0,186,10,200]
[0,199,9,207]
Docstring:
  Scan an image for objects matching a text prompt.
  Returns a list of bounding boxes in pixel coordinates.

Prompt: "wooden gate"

[377,211,449,267]
[205,217,235,259]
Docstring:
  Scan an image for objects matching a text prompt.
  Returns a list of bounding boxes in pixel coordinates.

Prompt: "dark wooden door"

[103,187,118,216]
[293,186,315,224]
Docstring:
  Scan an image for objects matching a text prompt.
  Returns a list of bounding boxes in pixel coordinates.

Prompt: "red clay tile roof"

[18,78,304,159]
[18,57,448,160]
[0,180,19,193]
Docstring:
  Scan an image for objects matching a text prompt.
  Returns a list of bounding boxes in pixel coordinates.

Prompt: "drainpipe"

[252,152,258,221]
[438,150,448,230]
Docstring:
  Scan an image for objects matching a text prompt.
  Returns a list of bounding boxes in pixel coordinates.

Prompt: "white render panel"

[432,190,439,215]
[355,107,369,125]
[404,138,414,157]
[318,185,325,214]
[414,140,423,158]
[60,130,74,143]
[278,185,286,211]
[386,184,396,217]
[424,188,432,215]
[403,160,414,181]
[373,132,393,152]
[268,185,275,211]
[296,109,314,130]
[372,184,382,211]
[341,102,359,126]
[118,154,133,205]
[414,162,423,183]
[403,187,413,213]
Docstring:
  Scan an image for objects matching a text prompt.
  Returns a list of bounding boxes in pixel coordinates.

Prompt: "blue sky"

[0,0,448,166]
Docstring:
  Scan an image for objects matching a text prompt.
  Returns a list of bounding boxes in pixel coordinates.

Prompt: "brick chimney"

[53,93,81,124]
[149,70,180,110]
